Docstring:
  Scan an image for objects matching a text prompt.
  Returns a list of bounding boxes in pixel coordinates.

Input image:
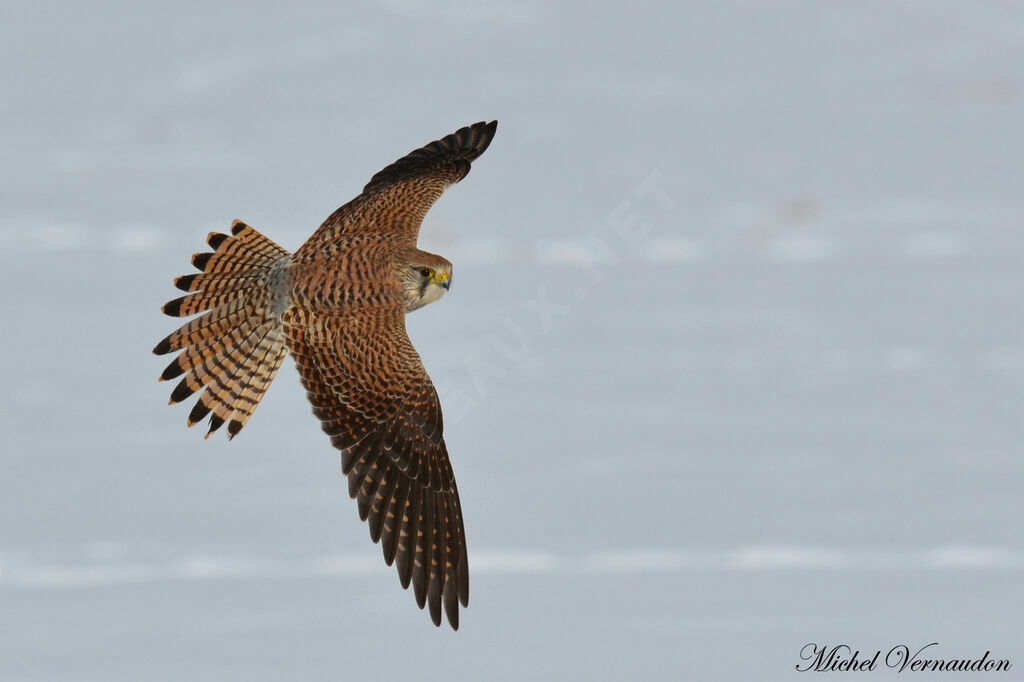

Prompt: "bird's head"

[399,253,453,312]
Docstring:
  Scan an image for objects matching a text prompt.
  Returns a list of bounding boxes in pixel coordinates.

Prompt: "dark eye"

[419,267,433,278]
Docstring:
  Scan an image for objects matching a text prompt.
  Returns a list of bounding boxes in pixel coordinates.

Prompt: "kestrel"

[153,121,498,629]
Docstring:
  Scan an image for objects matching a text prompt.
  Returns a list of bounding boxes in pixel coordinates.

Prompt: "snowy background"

[2,1,1023,680]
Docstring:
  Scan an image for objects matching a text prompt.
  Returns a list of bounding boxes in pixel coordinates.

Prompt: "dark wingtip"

[480,119,498,145]
[414,580,427,609]
[457,558,469,607]
[230,219,246,235]
[466,120,497,154]
[227,419,243,439]
[443,581,460,630]
[368,513,383,543]
[340,448,356,475]
[399,571,412,590]
[451,120,497,182]
[362,120,498,194]
[428,581,443,627]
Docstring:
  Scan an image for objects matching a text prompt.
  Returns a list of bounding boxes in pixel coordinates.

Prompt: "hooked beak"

[435,272,451,290]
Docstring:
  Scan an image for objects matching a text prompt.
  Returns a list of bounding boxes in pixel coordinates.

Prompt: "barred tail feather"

[154,220,291,438]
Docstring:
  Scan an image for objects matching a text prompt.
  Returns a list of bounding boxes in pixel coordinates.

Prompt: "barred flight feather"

[155,221,291,437]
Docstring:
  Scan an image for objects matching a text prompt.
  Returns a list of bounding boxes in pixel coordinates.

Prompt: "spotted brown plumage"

[154,121,497,629]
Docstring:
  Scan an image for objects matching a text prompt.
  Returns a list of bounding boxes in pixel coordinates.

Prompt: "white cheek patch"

[422,284,445,305]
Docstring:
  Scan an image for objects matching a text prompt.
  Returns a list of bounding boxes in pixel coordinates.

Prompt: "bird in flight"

[153,121,498,629]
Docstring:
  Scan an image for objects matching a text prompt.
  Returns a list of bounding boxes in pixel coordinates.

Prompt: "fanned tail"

[154,219,291,438]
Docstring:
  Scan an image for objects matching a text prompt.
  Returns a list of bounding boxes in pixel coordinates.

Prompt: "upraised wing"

[299,121,497,251]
